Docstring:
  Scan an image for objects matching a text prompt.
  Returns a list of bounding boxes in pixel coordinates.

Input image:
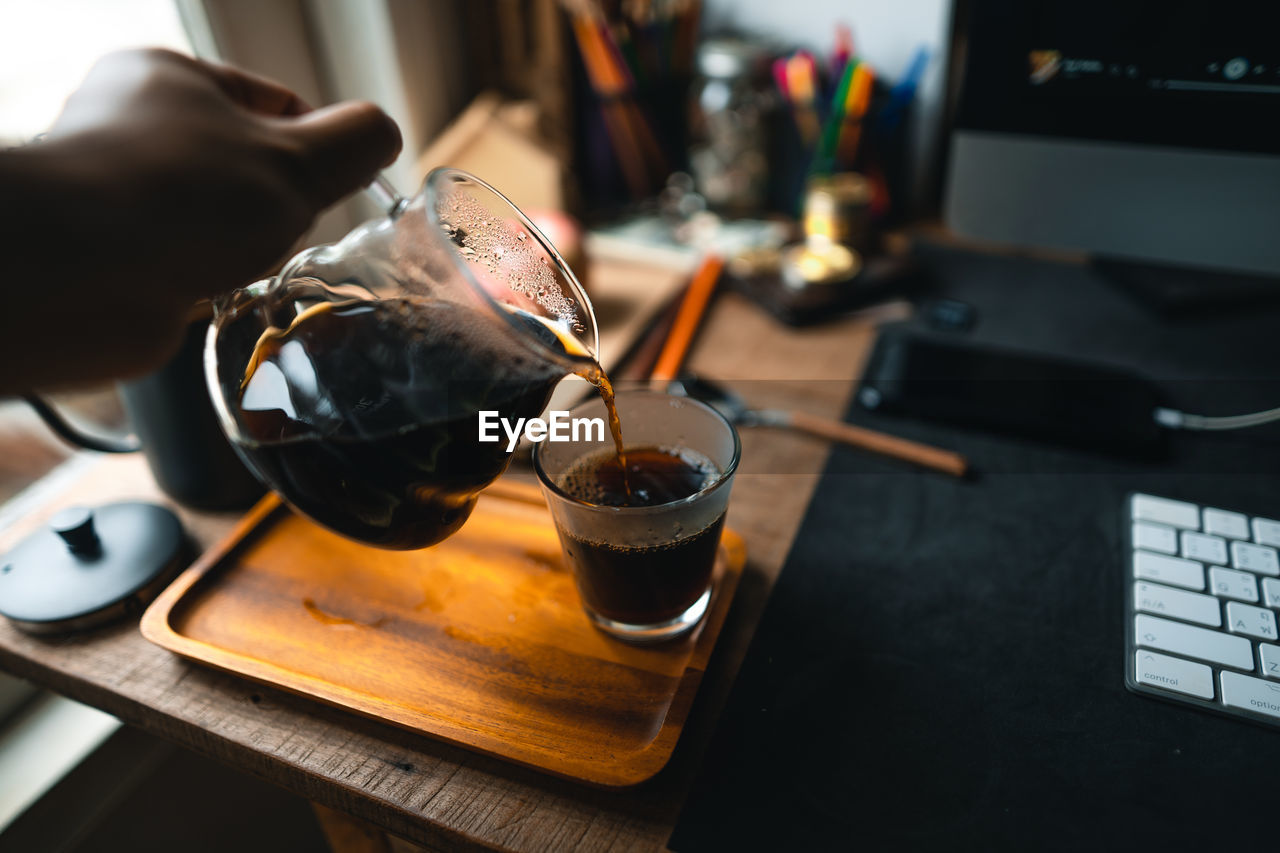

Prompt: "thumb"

[278,101,402,209]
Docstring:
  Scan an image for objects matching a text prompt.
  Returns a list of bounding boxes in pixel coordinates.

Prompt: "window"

[0,0,193,146]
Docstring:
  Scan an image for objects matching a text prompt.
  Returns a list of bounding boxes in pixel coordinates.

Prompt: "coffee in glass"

[534,392,740,643]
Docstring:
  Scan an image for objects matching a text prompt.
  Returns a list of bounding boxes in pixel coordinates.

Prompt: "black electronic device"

[857,330,1169,459]
[947,0,1280,278]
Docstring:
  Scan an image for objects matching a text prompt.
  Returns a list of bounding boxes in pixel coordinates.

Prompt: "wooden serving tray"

[140,480,743,787]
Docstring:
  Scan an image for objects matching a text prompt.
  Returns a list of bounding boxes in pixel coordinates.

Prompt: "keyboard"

[1125,493,1280,727]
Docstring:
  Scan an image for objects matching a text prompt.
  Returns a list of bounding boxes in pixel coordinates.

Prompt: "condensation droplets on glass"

[437,189,584,335]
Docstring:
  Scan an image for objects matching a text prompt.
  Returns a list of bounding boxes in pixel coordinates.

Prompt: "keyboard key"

[1226,602,1278,641]
[1132,522,1177,554]
[1180,531,1227,565]
[1203,507,1249,540]
[1134,552,1204,590]
[1230,541,1280,576]
[1260,644,1280,680]
[1132,494,1199,530]
[1220,671,1280,720]
[1124,497,1280,728]
[1134,614,1254,670]
[1133,582,1221,627]
[1264,577,1280,609]
[1134,650,1213,699]
[1252,517,1280,547]
[1209,567,1258,602]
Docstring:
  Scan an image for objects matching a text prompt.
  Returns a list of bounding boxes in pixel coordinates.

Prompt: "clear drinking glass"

[532,392,740,643]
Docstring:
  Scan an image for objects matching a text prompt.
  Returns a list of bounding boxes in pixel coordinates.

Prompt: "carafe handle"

[366,174,407,218]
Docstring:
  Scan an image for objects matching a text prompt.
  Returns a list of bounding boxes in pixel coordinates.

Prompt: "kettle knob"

[49,507,101,556]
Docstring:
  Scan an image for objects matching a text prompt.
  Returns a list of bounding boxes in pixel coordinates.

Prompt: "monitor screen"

[957,1,1280,156]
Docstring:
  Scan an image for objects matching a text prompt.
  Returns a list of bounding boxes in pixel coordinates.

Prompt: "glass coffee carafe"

[206,169,599,549]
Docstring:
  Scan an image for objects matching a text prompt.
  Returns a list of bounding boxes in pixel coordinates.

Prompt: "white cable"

[1154,405,1280,431]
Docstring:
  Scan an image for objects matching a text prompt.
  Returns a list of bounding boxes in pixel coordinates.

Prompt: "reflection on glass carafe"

[206,169,599,549]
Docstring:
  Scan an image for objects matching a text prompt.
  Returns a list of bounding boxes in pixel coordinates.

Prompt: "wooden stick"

[601,100,650,196]
[650,255,724,382]
[572,16,653,197]
[787,410,969,478]
[619,282,687,381]
[594,18,668,181]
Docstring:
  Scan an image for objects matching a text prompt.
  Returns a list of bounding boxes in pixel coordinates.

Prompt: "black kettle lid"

[0,501,188,634]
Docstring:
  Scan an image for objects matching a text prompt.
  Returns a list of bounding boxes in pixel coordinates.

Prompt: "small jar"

[803,172,873,252]
[780,241,861,291]
[688,38,773,216]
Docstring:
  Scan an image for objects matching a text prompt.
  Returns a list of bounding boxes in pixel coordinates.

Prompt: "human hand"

[46,47,402,299]
[1,49,401,388]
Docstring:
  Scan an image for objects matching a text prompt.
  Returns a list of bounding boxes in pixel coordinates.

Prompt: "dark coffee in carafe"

[224,296,562,548]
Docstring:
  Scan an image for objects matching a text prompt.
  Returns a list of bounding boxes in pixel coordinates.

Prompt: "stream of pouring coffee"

[527,313,630,497]
[574,361,629,496]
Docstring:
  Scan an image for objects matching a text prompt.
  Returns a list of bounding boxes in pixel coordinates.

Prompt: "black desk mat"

[670,245,1280,851]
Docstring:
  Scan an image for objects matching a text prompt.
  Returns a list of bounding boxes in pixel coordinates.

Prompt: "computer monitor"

[944,1,1280,278]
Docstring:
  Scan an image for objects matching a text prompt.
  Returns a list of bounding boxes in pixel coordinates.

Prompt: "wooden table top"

[0,291,897,852]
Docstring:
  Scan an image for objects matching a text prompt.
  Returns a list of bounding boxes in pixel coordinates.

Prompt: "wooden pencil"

[650,255,725,382]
